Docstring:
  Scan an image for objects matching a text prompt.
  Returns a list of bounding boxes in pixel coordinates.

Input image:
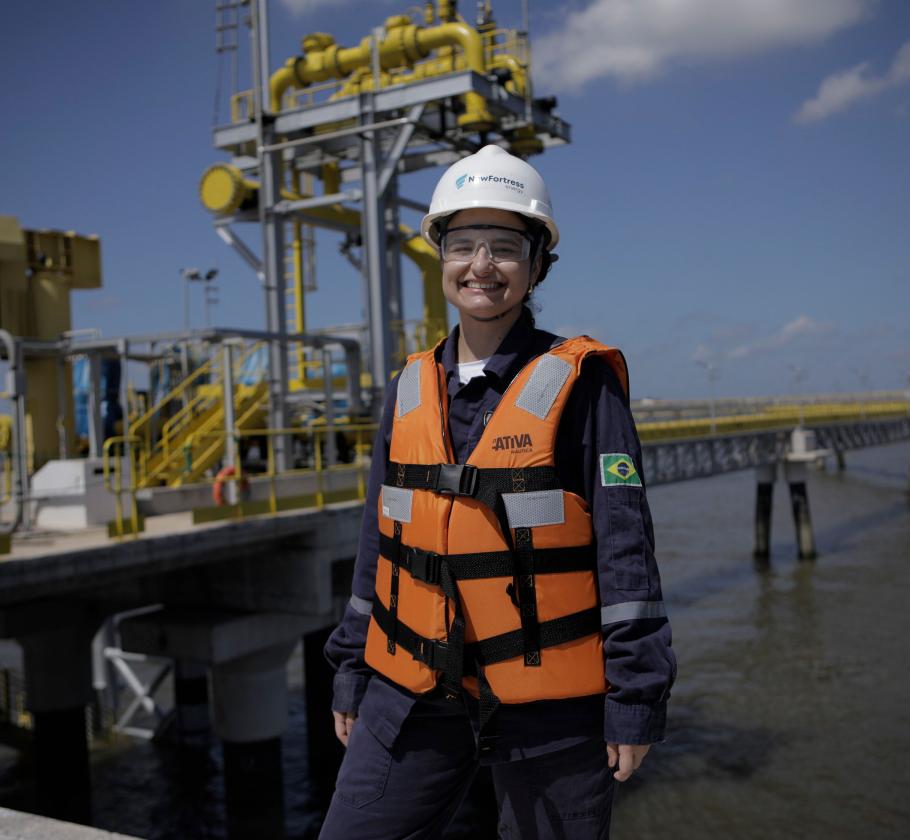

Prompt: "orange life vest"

[364,336,629,707]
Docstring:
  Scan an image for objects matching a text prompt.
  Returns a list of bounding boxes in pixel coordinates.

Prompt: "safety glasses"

[440,224,533,264]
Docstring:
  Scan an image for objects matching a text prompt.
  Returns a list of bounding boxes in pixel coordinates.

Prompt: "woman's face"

[440,208,540,322]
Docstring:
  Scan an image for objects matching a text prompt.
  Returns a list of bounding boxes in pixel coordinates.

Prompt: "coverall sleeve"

[323,375,399,715]
[565,357,677,745]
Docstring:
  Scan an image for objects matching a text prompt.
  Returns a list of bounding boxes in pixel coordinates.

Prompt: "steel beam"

[273,190,362,215]
[215,225,265,281]
[377,104,425,197]
[360,100,394,405]
[251,0,289,470]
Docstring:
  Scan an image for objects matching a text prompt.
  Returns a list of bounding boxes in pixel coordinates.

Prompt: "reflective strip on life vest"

[514,353,573,420]
[380,485,414,523]
[501,489,565,528]
[397,358,422,417]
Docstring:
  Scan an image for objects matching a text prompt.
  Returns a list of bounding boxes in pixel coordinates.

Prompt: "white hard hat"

[420,145,559,251]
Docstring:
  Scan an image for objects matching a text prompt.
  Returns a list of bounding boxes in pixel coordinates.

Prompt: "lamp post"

[180,267,219,381]
[696,360,720,434]
[788,364,807,428]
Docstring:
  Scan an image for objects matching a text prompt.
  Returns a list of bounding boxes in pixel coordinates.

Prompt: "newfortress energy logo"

[455,173,525,195]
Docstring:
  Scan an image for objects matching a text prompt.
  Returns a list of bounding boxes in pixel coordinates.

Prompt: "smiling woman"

[320,145,676,840]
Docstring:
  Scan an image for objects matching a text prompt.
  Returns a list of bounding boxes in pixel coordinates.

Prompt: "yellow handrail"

[102,435,142,539]
[134,341,268,486]
[637,401,910,443]
[129,355,217,438]
[0,456,12,506]
[194,423,378,520]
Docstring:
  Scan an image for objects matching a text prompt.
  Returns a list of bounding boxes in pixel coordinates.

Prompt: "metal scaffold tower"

[200,0,572,464]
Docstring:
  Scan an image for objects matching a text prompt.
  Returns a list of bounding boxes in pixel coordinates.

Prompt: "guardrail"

[101,399,910,537]
[102,435,143,539]
[637,401,910,443]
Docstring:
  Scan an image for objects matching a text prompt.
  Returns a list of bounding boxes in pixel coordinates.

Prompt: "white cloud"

[534,0,870,91]
[726,315,831,360]
[794,39,910,123]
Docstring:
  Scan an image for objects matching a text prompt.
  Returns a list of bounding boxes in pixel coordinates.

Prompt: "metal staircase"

[129,343,268,488]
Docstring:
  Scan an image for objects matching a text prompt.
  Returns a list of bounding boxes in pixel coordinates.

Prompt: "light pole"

[789,364,807,427]
[696,360,719,434]
[180,267,219,381]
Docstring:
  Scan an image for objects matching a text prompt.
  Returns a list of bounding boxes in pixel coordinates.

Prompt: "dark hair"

[522,218,556,300]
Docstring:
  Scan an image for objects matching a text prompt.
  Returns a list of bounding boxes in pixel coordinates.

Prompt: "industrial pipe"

[269,16,493,130]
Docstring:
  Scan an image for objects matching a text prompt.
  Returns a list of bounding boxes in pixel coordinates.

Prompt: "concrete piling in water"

[785,429,822,560]
[173,660,210,745]
[784,460,816,560]
[753,464,776,559]
[18,620,96,824]
[210,641,295,839]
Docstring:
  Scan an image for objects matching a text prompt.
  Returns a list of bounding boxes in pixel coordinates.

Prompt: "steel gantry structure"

[201,0,571,468]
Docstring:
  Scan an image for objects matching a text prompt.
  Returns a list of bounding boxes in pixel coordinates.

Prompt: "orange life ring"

[212,465,250,506]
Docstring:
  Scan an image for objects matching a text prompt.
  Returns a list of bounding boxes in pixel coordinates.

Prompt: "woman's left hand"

[606,743,651,782]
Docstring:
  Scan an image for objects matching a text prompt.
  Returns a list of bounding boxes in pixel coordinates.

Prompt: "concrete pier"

[753,464,776,559]
[173,660,210,744]
[0,501,361,834]
[17,618,97,823]
[0,807,140,839]
[784,460,816,560]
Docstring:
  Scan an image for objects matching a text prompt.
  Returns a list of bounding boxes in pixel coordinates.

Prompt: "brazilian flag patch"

[600,454,642,488]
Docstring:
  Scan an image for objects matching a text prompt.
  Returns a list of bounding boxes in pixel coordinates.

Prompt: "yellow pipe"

[400,225,447,347]
[269,19,493,130]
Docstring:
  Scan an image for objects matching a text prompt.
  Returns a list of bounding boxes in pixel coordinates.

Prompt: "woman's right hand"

[333,710,357,746]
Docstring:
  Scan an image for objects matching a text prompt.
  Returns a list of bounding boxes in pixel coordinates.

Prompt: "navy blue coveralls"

[320,309,676,838]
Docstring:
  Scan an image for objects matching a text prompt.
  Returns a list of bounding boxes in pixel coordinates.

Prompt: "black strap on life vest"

[377,533,596,584]
[370,598,600,676]
[386,462,561,509]
[386,521,402,655]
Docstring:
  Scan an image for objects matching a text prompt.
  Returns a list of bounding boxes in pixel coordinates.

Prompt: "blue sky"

[1,0,908,398]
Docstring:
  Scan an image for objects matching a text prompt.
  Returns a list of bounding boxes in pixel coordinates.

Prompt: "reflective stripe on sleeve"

[601,600,666,625]
[349,594,373,616]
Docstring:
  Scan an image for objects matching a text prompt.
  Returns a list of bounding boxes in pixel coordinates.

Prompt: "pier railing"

[100,398,910,538]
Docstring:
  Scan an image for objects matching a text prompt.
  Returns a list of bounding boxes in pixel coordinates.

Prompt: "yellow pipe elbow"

[491,54,528,97]
[270,60,299,112]
[416,23,494,131]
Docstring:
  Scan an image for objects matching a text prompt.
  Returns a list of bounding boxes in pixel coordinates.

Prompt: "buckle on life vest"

[436,463,479,496]
[407,547,442,585]
[413,636,449,671]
